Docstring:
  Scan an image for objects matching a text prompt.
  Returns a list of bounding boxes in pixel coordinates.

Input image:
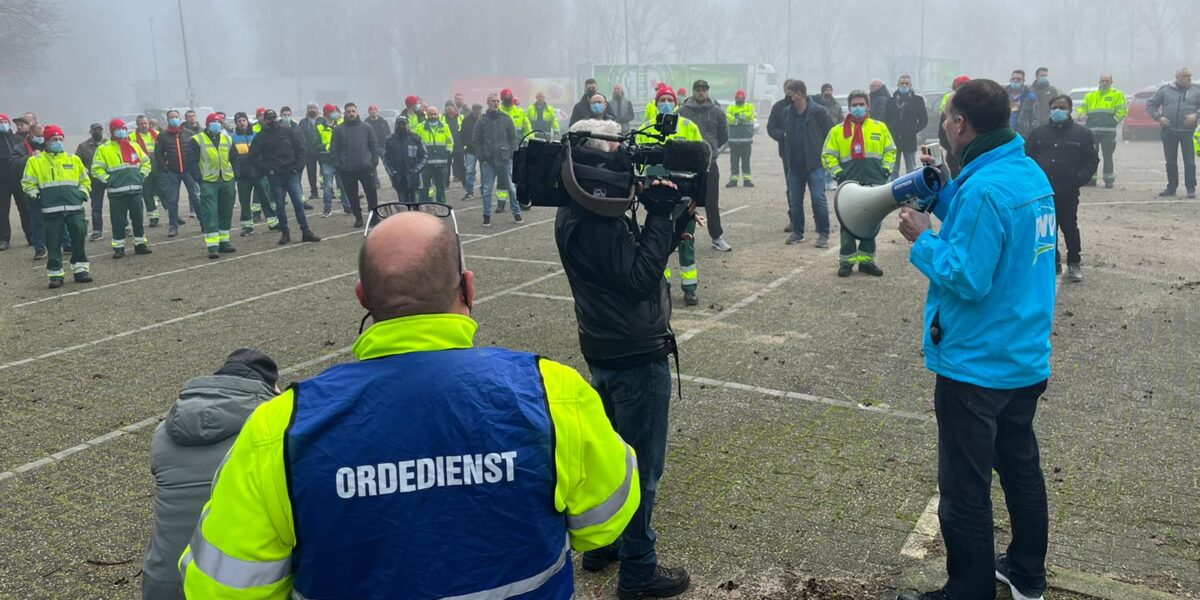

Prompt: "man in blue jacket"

[896,79,1057,600]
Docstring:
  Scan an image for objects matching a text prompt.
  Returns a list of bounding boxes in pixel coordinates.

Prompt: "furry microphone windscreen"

[662,140,712,174]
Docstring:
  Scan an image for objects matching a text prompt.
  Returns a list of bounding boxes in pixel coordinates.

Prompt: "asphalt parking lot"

[0,137,1196,599]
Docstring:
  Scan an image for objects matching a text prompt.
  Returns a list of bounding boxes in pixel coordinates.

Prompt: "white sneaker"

[711,237,732,252]
[995,555,1044,600]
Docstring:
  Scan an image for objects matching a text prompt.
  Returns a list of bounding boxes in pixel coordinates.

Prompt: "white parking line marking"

[676,374,932,422]
[899,494,942,558]
[1082,199,1200,206]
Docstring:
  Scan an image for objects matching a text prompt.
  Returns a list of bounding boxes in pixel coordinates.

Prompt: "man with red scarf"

[91,118,153,258]
[822,89,896,277]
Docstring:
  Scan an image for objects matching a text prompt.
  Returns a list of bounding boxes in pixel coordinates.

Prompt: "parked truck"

[579,63,781,118]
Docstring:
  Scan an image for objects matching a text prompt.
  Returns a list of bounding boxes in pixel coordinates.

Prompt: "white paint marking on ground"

[675,374,932,422]
[0,272,355,372]
[675,266,807,344]
[0,218,562,481]
[899,494,942,559]
[508,291,713,317]
[12,230,360,309]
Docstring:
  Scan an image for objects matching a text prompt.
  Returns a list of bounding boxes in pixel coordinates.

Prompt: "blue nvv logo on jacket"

[909,134,1057,389]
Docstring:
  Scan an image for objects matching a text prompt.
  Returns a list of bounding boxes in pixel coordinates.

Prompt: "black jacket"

[554,202,679,368]
[365,117,391,155]
[470,109,517,166]
[767,99,834,173]
[297,117,319,155]
[330,118,380,171]
[383,131,426,190]
[870,86,892,127]
[814,94,843,121]
[10,136,42,182]
[0,131,20,183]
[249,124,306,176]
[884,91,930,151]
[460,112,480,156]
[678,97,728,160]
[155,128,198,175]
[1025,120,1099,196]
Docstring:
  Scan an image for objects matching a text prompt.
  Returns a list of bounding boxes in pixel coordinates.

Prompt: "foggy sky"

[7,0,1197,128]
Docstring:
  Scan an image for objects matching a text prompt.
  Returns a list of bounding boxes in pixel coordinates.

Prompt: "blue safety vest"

[286,347,572,599]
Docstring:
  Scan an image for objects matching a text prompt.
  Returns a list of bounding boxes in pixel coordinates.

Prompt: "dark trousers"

[305,152,319,197]
[1092,131,1117,184]
[1160,128,1196,192]
[728,143,751,179]
[88,178,106,233]
[451,151,465,182]
[1054,191,1081,265]
[0,178,17,243]
[141,170,161,217]
[935,375,1049,600]
[267,172,310,233]
[44,210,88,277]
[158,171,186,226]
[108,192,145,248]
[703,161,722,239]
[338,169,376,216]
[584,358,672,587]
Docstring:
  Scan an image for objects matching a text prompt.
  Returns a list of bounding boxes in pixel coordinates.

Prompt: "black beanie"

[215,348,279,388]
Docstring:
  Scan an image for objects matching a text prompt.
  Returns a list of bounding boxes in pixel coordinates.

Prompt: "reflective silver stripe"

[1088,126,1118,132]
[567,444,636,530]
[728,137,753,143]
[108,164,139,172]
[182,508,292,589]
[42,180,79,188]
[837,151,885,164]
[42,205,84,213]
[440,534,570,600]
[108,185,140,193]
[427,159,449,165]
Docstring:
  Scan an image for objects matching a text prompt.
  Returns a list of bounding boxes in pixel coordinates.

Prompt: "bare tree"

[0,0,64,78]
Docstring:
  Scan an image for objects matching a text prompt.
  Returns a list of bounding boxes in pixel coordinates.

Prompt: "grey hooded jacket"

[1146,83,1200,133]
[141,375,276,600]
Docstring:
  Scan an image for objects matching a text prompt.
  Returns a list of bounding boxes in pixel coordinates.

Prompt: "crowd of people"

[3,66,1196,600]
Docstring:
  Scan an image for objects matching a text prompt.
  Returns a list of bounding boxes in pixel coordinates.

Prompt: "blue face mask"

[32,136,45,145]
[850,106,868,119]
[1010,81,1023,89]
[0,123,9,133]
[1049,108,1070,123]
[48,141,64,153]
[658,102,675,114]
[168,117,182,128]
[590,102,605,114]
[208,122,222,133]
[898,85,911,94]
[1037,76,1049,85]
[114,129,128,139]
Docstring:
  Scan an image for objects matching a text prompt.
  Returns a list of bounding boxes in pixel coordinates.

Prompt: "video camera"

[513,113,712,218]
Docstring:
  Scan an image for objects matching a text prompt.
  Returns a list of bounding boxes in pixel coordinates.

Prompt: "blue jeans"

[786,166,830,236]
[585,358,672,587]
[935,375,1049,600]
[480,160,521,217]
[320,160,350,213]
[182,171,202,218]
[89,178,106,232]
[464,153,478,194]
[268,172,310,232]
[158,171,185,225]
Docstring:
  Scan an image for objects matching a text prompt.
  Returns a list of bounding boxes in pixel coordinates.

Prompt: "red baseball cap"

[43,124,65,139]
[735,89,746,99]
[109,118,127,131]
[0,114,10,122]
[206,113,223,125]
[256,107,267,117]
[405,96,418,107]
[677,87,687,96]
[323,103,337,114]
[500,88,513,98]
[953,75,971,88]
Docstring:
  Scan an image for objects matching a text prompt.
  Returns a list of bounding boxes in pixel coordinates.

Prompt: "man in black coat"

[460,103,483,199]
[1026,94,1098,283]
[884,75,929,179]
[767,80,835,246]
[383,117,426,203]
[250,110,322,243]
[869,80,892,129]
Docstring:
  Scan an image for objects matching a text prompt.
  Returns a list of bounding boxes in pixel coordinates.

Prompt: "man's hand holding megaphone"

[898,147,950,242]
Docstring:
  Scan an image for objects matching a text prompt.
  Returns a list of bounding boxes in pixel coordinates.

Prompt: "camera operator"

[555,118,692,599]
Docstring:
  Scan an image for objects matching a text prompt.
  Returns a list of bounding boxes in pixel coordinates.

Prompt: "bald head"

[356,212,471,321]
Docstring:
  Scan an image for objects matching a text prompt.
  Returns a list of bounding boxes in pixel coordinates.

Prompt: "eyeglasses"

[365,202,464,271]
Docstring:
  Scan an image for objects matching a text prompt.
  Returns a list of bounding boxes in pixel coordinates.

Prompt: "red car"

[1122,86,1161,141]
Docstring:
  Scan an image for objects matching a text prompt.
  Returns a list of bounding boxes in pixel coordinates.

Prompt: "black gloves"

[640,181,682,217]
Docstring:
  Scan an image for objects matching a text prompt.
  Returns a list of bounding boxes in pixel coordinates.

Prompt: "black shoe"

[302,201,314,210]
[89,231,103,241]
[112,247,125,259]
[514,213,525,224]
[725,180,738,188]
[278,231,291,244]
[168,226,178,238]
[837,264,853,277]
[34,249,47,260]
[1189,190,1196,199]
[134,243,152,255]
[617,566,690,600]
[0,240,9,251]
[684,291,699,306]
[73,271,93,283]
[581,544,620,572]
[896,591,948,600]
[62,245,73,253]
[218,241,236,253]
[176,217,187,225]
[148,217,159,227]
[48,276,64,289]
[497,199,507,212]
[1159,188,1177,197]
[301,230,321,243]
[208,247,220,259]
[743,180,754,187]
[309,193,319,200]
[1055,262,1063,275]
[353,216,364,228]
[1104,181,1114,189]
[859,262,884,277]
[482,214,492,227]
